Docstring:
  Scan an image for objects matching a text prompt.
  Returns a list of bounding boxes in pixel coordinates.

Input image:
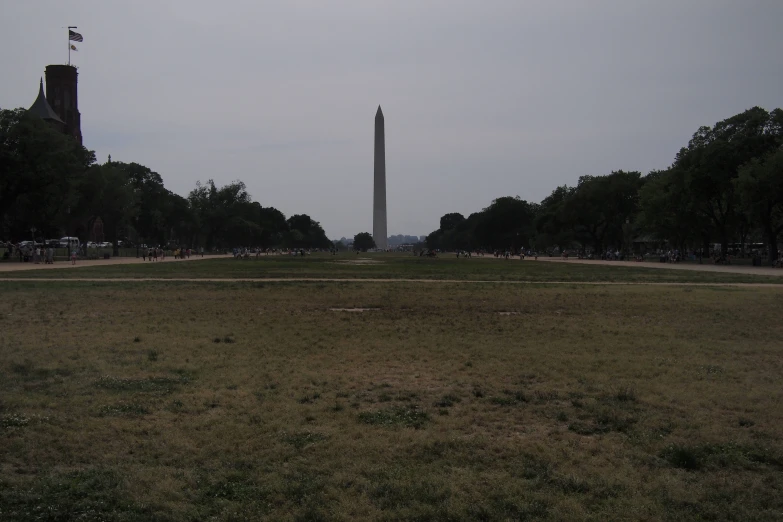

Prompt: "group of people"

[142,246,203,261]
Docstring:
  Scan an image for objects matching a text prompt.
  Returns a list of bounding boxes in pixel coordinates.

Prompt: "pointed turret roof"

[28,78,64,123]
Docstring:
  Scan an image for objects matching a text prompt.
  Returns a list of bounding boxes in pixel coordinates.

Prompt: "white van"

[59,237,80,250]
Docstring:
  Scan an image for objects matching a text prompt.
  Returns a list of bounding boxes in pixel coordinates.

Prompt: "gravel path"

[530,256,783,277]
[0,277,780,287]
[0,254,231,272]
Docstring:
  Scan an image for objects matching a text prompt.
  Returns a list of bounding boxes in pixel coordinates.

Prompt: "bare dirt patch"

[334,259,385,265]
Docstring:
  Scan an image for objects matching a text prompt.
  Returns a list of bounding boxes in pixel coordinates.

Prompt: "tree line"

[426,107,783,263]
[0,108,332,254]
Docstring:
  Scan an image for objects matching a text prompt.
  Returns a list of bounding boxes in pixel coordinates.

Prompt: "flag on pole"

[70,44,78,51]
[69,30,83,42]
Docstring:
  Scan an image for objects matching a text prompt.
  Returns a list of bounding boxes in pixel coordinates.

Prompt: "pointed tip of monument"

[376,105,383,116]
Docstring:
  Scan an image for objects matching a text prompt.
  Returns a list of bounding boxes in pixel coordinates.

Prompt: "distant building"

[26,64,82,144]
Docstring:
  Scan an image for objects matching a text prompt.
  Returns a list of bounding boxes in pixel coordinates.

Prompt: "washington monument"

[373,106,388,249]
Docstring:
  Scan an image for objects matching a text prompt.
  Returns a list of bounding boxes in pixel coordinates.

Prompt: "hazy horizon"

[3,1,781,238]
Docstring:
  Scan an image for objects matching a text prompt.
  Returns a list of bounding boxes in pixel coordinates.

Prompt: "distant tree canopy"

[353,232,375,251]
[5,105,782,262]
[426,107,783,262]
[0,107,334,251]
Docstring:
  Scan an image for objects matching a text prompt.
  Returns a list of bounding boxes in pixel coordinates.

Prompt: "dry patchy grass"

[0,282,782,520]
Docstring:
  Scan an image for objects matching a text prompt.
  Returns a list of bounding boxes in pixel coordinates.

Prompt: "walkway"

[0,278,780,287]
[530,256,783,277]
[0,254,230,272]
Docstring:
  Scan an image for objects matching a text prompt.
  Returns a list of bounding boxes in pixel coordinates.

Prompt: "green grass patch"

[358,406,430,429]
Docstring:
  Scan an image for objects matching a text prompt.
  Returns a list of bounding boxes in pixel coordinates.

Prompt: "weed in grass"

[660,443,783,472]
[1,413,30,428]
[378,392,392,402]
[98,403,150,417]
[534,390,559,402]
[613,386,637,402]
[434,394,461,408]
[223,336,235,344]
[94,375,188,394]
[199,471,267,517]
[331,401,344,412]
[133,336,141,343]
[369,476,451,511]
[489,396,516,406]
[556,411,569,422]
[298,392,321,404]
[10,360,33,376]
[660,444,704,470]
[472,387,485,398]
[283,431,328,450]
[738,418,755,427]
[212,337,221,343]
[569,411,637,436]
[0,469,156,521]
[335,391,350,398]
[491,389,528,406]
[700,364,724,375]
[147,349,158,362]
[358,406,430,429]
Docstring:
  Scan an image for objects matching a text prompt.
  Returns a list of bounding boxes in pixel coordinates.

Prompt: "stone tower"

[373,106,388,250]
[45,65,82,144]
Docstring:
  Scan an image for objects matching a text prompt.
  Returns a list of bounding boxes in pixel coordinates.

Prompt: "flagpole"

[67,26,77,66]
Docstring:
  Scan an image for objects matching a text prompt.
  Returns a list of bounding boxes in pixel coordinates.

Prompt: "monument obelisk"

[373,106,388,250]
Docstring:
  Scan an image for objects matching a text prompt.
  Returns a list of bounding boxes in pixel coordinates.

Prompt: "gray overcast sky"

[3,1,782,239]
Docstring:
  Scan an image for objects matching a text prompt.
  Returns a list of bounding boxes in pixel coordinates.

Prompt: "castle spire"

[27,77,64,124]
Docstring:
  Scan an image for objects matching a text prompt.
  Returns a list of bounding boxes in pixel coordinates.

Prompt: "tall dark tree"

[353,232,376,251]
[736,147,783,262]
[674,107,783,254]
[0,108,95,240]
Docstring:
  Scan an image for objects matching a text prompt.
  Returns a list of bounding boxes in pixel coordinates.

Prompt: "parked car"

[59,237,79,250]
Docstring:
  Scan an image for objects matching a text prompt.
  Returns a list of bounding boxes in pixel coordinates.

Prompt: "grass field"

[3,253,783,284]
[1,260,782,520]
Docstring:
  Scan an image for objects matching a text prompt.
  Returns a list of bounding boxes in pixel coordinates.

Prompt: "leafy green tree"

[637,169,707,252]
[673,107,782,254]
[0,108,95,240]
[736,147,783,262]
[536,185,575,251]
[353,232,376,251]
[561,171,643,252]
[285,214,331,249]
[439,213,465,231]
